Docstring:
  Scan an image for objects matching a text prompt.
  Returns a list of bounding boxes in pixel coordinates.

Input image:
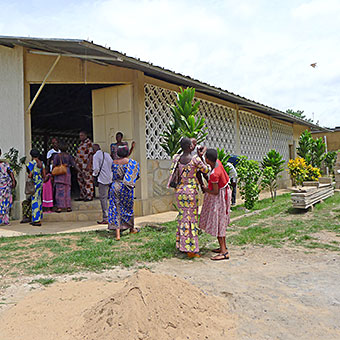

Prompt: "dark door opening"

[30,83,114,197]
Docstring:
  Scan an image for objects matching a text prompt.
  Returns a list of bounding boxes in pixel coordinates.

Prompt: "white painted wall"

[0,45,25,217]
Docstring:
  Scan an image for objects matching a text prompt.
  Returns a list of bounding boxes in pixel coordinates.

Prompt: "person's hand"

[131,141,136,148]
[202,186,208,193]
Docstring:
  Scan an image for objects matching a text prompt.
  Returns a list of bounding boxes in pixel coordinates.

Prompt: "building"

[0,36,324,218]
[311,127,340,152]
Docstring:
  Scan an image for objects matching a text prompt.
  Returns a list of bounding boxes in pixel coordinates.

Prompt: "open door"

[92,84,133,153]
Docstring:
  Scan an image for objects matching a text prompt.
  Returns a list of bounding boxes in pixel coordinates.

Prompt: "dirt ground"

[1,244,340,340]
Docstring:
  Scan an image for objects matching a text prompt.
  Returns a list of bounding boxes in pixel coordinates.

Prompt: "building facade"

[0,37,320,218]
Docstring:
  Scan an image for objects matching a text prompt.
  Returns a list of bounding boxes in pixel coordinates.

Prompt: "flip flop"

[212,248,221,253]
[211,252,229,261]
[130,228,141,234]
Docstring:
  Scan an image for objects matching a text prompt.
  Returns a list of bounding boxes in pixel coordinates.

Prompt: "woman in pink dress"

[168,138,209,258]
[199,148,231,261]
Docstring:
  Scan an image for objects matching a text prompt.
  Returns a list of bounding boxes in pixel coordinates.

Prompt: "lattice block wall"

[239,111,270,161]
[272,121,293,161]
[144,84,236,160]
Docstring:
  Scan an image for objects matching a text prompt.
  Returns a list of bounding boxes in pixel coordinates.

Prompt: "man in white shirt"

[226,161,237,206]
[92,144,113,224]
[47,138,60,172]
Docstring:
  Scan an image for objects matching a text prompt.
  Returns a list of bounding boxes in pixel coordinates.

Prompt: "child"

[42,173,53,213]
[199,148,231,261]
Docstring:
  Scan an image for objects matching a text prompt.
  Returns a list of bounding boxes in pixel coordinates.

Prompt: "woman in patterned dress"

[0,148,16,225]
[199,148,231,261]
[27,149,46,226]
[168,138,209,258]
[108,146,140,240]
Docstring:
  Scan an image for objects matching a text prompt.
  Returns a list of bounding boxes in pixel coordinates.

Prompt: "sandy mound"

[0,270,235,340]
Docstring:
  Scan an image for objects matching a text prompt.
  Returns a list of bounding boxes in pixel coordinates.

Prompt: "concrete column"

[235,105,241,155]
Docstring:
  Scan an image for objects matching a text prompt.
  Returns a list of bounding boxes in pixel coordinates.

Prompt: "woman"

[27,149,45,226]
[168,138,209,258]
[108,146,140,240]
[0,149,16,225]
[199,148,231,261]
[53,142,79,213]
[110,132,135,160]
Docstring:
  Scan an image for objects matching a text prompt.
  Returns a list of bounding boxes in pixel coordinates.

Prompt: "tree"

[324,151,338,175]
[297,130,325,168]
[217,148,231,174]
[286,109,313,123]
[261,149,285,201]
[161,87,207,157]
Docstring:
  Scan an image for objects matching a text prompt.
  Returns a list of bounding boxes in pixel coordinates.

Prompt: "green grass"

[0,192,339,279]
[29,278,56,286]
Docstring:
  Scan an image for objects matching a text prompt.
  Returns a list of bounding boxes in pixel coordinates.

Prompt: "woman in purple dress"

[53,142,79,213]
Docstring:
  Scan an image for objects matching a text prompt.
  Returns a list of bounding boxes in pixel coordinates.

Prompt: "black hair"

[117,146,129,158]
[116,132,123,138]
[79,130,87,135]
[59,141,68,153]
[180,137,192,152]
[206,148,218,162]
[30,149,40,159]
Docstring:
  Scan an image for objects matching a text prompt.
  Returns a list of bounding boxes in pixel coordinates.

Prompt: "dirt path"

[1,245,340,339]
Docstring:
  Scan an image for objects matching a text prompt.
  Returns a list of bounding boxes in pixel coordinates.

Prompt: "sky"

[0,0,339,128]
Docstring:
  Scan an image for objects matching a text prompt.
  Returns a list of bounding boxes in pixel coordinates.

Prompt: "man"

[92,144,113,224]
[75,131,94,201]
[227,156,239,206]
[46,137,60,172]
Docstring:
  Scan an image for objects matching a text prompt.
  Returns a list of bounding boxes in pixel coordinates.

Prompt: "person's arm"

[203,182,219,195]
[92,153,100,176]
[128,141,136,156]
[42,166,46,180]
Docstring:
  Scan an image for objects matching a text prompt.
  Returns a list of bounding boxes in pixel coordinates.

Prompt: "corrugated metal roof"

[0,35,328,131]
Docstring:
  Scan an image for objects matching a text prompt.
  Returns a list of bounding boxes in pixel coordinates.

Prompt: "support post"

[25,55,61,112]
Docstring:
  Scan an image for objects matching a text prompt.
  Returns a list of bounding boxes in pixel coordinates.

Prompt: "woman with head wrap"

[27,149,45,226]
[108,145,140,240]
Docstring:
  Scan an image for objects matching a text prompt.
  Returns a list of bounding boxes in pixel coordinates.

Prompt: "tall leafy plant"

[236,156,262,210]
[297,130,325,168]
[324,150,338,175]
[261,149,285,201]
[161,87,207,157]
[217,148,230,174]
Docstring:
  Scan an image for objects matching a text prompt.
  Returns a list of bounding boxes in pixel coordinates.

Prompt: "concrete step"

[71,199,102,211]
[43,210,103,222]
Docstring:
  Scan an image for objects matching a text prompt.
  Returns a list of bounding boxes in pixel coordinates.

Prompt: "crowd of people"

[1,133,238,260]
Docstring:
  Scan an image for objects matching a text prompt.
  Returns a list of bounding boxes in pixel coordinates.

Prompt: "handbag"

[25,179,35,195]
[94,151,105,187]
[169,162,184,189]
[52,154,67,176]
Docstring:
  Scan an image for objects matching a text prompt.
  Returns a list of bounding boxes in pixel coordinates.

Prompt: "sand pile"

[0,270,235,340]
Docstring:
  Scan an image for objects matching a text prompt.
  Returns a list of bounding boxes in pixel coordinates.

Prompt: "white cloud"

[0,0,339,127]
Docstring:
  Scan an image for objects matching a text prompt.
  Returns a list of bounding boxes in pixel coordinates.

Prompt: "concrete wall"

[0,46,26,218]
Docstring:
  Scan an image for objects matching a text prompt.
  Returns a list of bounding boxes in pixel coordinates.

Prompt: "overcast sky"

[1,0,339,128]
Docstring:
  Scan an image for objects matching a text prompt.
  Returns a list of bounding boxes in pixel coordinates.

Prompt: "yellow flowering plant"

[287,157,321,185]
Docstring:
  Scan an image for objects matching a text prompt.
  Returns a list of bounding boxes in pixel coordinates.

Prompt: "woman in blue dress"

[108,146,140,240]
[27,149,45,226]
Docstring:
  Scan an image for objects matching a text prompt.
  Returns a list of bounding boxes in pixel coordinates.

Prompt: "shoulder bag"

[169,162,184,189]
[94,151,105,187]
[52,154,68,176]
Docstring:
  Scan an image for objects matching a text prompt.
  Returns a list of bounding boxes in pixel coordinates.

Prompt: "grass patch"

[1,192,339,279]
[29,278,56,286]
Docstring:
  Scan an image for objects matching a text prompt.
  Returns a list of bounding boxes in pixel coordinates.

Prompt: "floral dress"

[27,160,44,223]
[0,162,13,225]
[169,154,209,253]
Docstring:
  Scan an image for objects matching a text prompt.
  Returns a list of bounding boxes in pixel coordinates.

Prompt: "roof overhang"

[0,35,329,132]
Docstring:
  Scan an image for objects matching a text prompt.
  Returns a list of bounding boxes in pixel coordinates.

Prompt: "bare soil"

[1,244,340,340]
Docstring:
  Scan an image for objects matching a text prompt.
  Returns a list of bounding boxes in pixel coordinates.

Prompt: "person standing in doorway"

[46,137,60,172]
[92,144,113,224]
[75,131,94,202]
[110,132,136,160]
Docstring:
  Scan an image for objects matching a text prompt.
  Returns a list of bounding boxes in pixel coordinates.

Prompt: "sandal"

[31,222,42,227]
[187,252,200,258]
[56,209,62,213]
[211,252,229,261]
[130,228,141,234]
[212,248,221,253]
[67,208,72,212]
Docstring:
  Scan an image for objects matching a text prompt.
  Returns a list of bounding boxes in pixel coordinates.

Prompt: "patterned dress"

[75,138,94,200]
[169,154,209,253]
[199,160,231,237]
[27,160,44,223]
[108,159,140,230]
[53,153,76,209]
[0,162,13,225]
